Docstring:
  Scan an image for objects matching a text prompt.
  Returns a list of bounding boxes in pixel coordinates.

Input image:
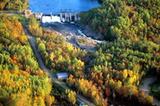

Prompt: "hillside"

[81,0,160,42]
[0,14,54,106]
[80,0,160,105]
[0,0,28,11]
[0,0,160,106]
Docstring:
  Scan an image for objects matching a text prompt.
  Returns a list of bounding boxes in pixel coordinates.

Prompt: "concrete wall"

[59,12,80,22]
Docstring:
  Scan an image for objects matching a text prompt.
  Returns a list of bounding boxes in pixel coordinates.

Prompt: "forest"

[29,0,160,105]
[81,0,160,42]
[0,0,160,106]
[27,16,108,105]
[0,0,28,11]
[80,0,160,105]
[27,14,159,105]
[0,14,54,106]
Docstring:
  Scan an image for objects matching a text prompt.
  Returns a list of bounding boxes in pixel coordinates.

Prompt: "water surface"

[29,0,100,13]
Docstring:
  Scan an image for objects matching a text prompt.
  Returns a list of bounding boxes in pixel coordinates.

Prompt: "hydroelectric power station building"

[34,10,80,24]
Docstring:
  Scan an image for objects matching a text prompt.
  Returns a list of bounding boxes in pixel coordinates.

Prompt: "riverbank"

[42,22,104,52]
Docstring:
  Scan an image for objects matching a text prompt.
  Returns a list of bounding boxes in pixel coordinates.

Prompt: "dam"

[33,9,80,23]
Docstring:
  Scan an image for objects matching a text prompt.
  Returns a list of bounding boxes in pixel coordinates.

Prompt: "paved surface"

[24,27,95,106]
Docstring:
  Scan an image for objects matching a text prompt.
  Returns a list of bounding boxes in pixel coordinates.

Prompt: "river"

[29,0,100,13]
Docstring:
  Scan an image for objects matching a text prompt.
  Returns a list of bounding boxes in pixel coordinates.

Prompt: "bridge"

[34,9,80,23]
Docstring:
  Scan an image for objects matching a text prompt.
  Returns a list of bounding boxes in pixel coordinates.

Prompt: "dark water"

[29,0,100,13]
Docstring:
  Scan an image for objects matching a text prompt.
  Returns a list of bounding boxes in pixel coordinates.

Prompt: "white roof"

[42,16,61,23]
[56,72,68,79]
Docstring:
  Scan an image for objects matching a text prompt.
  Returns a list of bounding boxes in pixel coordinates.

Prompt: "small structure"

[56,72,68,80]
